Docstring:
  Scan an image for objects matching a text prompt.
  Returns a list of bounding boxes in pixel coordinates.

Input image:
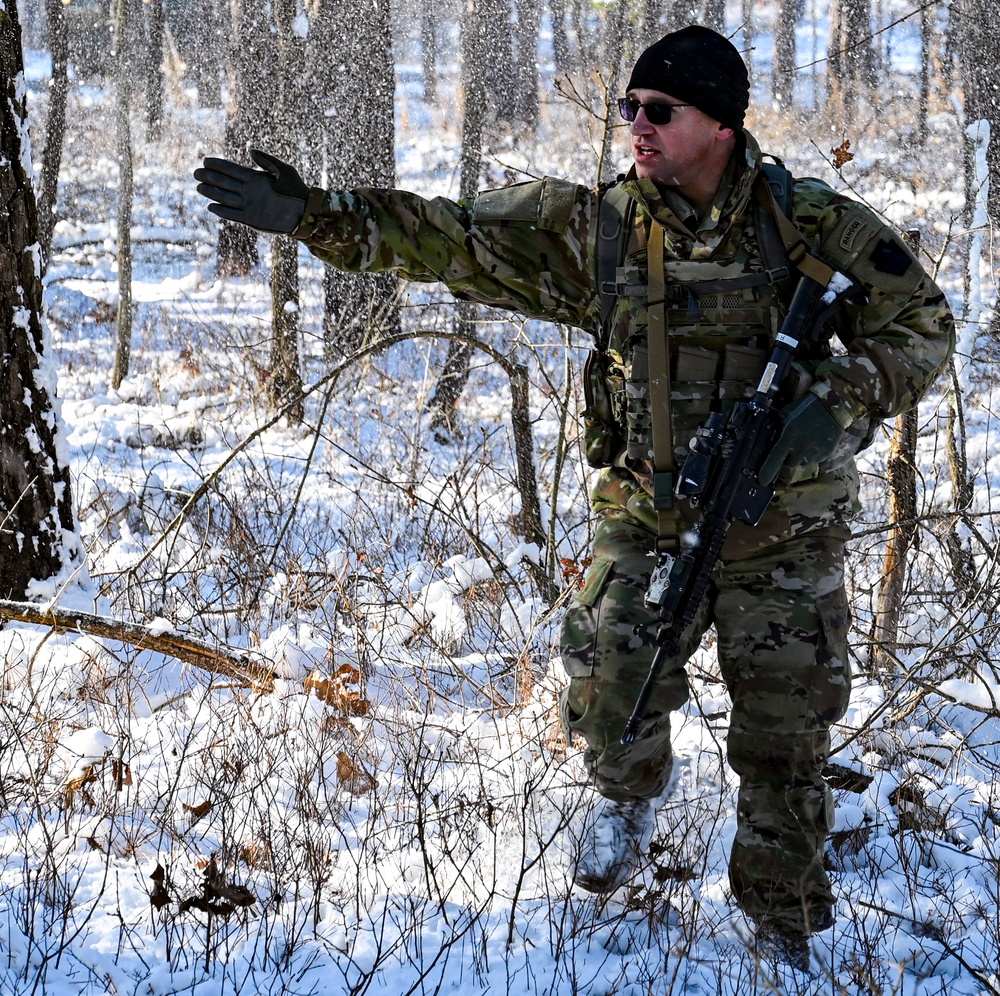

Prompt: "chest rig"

[583,162,843,545]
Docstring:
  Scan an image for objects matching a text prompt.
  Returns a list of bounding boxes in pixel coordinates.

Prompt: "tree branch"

[0,599,276,688]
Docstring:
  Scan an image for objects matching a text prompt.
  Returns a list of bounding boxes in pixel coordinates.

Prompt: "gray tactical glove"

[759,393,846,485]
[194,149,308,235]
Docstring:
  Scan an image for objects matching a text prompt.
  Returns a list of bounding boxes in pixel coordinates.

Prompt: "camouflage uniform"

[294,132,954,933]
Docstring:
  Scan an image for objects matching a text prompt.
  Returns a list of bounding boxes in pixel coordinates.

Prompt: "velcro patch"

[473,181,542,225]
[870,238,912,277]
[538,178,580,232]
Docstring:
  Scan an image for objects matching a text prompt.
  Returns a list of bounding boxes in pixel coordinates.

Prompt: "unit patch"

[870,238,912,277]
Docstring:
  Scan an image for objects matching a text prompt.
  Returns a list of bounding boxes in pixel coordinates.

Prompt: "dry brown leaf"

[112,759,133,788]
[336,750,379,794]
[64,764,100,808]
[149,862,172,910]
[182,800,213,820]
[831,139,854,169]
[305,664,370,716]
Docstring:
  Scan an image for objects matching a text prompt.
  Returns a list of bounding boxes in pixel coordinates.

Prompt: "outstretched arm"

[294,181,599,330]
[194,150,600,332]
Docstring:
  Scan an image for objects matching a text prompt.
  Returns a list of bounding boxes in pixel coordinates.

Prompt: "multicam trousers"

[559,514,852,934]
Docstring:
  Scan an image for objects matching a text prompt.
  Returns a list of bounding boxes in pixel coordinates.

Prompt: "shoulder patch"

[821,203,877,267]
[839,217,866,253]
[870,238,912,277]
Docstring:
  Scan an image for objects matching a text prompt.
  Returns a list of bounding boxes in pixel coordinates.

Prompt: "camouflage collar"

[620,130,764,247]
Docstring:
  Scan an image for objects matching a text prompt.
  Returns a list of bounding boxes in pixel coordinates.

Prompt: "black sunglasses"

[618,97,693,126]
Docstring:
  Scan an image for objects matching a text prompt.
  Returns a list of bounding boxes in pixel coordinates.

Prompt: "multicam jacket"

[295,131,954,554]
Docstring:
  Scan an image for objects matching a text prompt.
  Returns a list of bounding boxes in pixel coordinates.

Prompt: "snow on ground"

[3,6,999,996]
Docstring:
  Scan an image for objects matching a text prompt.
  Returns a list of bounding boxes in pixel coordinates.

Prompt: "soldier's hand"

[194,149,308,235]
[759,394,846,485]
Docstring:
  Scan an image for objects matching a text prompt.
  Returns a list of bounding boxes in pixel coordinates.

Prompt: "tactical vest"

[583,164,840,472]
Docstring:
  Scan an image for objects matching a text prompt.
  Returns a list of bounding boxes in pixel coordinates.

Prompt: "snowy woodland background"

[2,0,1000,993]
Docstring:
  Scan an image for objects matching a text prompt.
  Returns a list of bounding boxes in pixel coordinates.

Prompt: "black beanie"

[626,25,750,131]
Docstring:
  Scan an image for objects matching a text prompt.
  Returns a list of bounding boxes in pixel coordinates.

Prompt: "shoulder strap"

[596,183,636,348]
[752,162,837,288]
[755,161,797,305]
[646,221,678,552]
[761,159,793,215]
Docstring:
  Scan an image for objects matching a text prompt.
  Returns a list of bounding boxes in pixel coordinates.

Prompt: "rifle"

[620,270,865,745]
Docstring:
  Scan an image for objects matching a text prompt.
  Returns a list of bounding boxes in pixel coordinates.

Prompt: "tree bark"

[513,0,540,127]
[217,0,277,276]
[144,0,165,141]
[827,0,875,118]
[262,0,309,419]
[420,0,438,103]
[870,410,917,673]
[0,599,276,688]
[957,0,1000,222]
[1,0,81,599]
[773,0,803,109]
[598,0,628,185]
[37,0,69,270]
[173,0,224,107]
[549,0,572,75]
[310,0,398,357]
[426,0,491,435]
[110,0,135,390]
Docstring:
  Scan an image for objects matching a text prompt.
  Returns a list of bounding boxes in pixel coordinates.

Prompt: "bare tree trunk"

[827,0,875,119]
[598,0,628,184]
[869,230,923,673]
[484,0,517,122]
[174,0,224,107]
[217,0,277,277]
[643,0,663,41]
[426,0,491,437]
[550,0,572,75]
[740,0,755,84]
[916,3,931,145]
[38,0,69,269]
[267,0,306,418]
[312,0,398,357]
[420,0,438,103]
[773,0,803,109]
[144,0,165,141]
[701,0,725,31]
[870,410,917,673]
[110,0,134,390]
[1,0,82,599]
[513,0,540,128]
[269,238,304,422]
[957,0,1000,222]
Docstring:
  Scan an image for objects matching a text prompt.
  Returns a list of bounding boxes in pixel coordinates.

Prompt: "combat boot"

[753,911,834,974]
[571,795,655,893]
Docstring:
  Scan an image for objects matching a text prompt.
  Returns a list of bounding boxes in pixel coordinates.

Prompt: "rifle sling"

[646,222,678,554]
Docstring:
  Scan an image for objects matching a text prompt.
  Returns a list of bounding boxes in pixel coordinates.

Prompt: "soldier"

[194,24,954,965]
